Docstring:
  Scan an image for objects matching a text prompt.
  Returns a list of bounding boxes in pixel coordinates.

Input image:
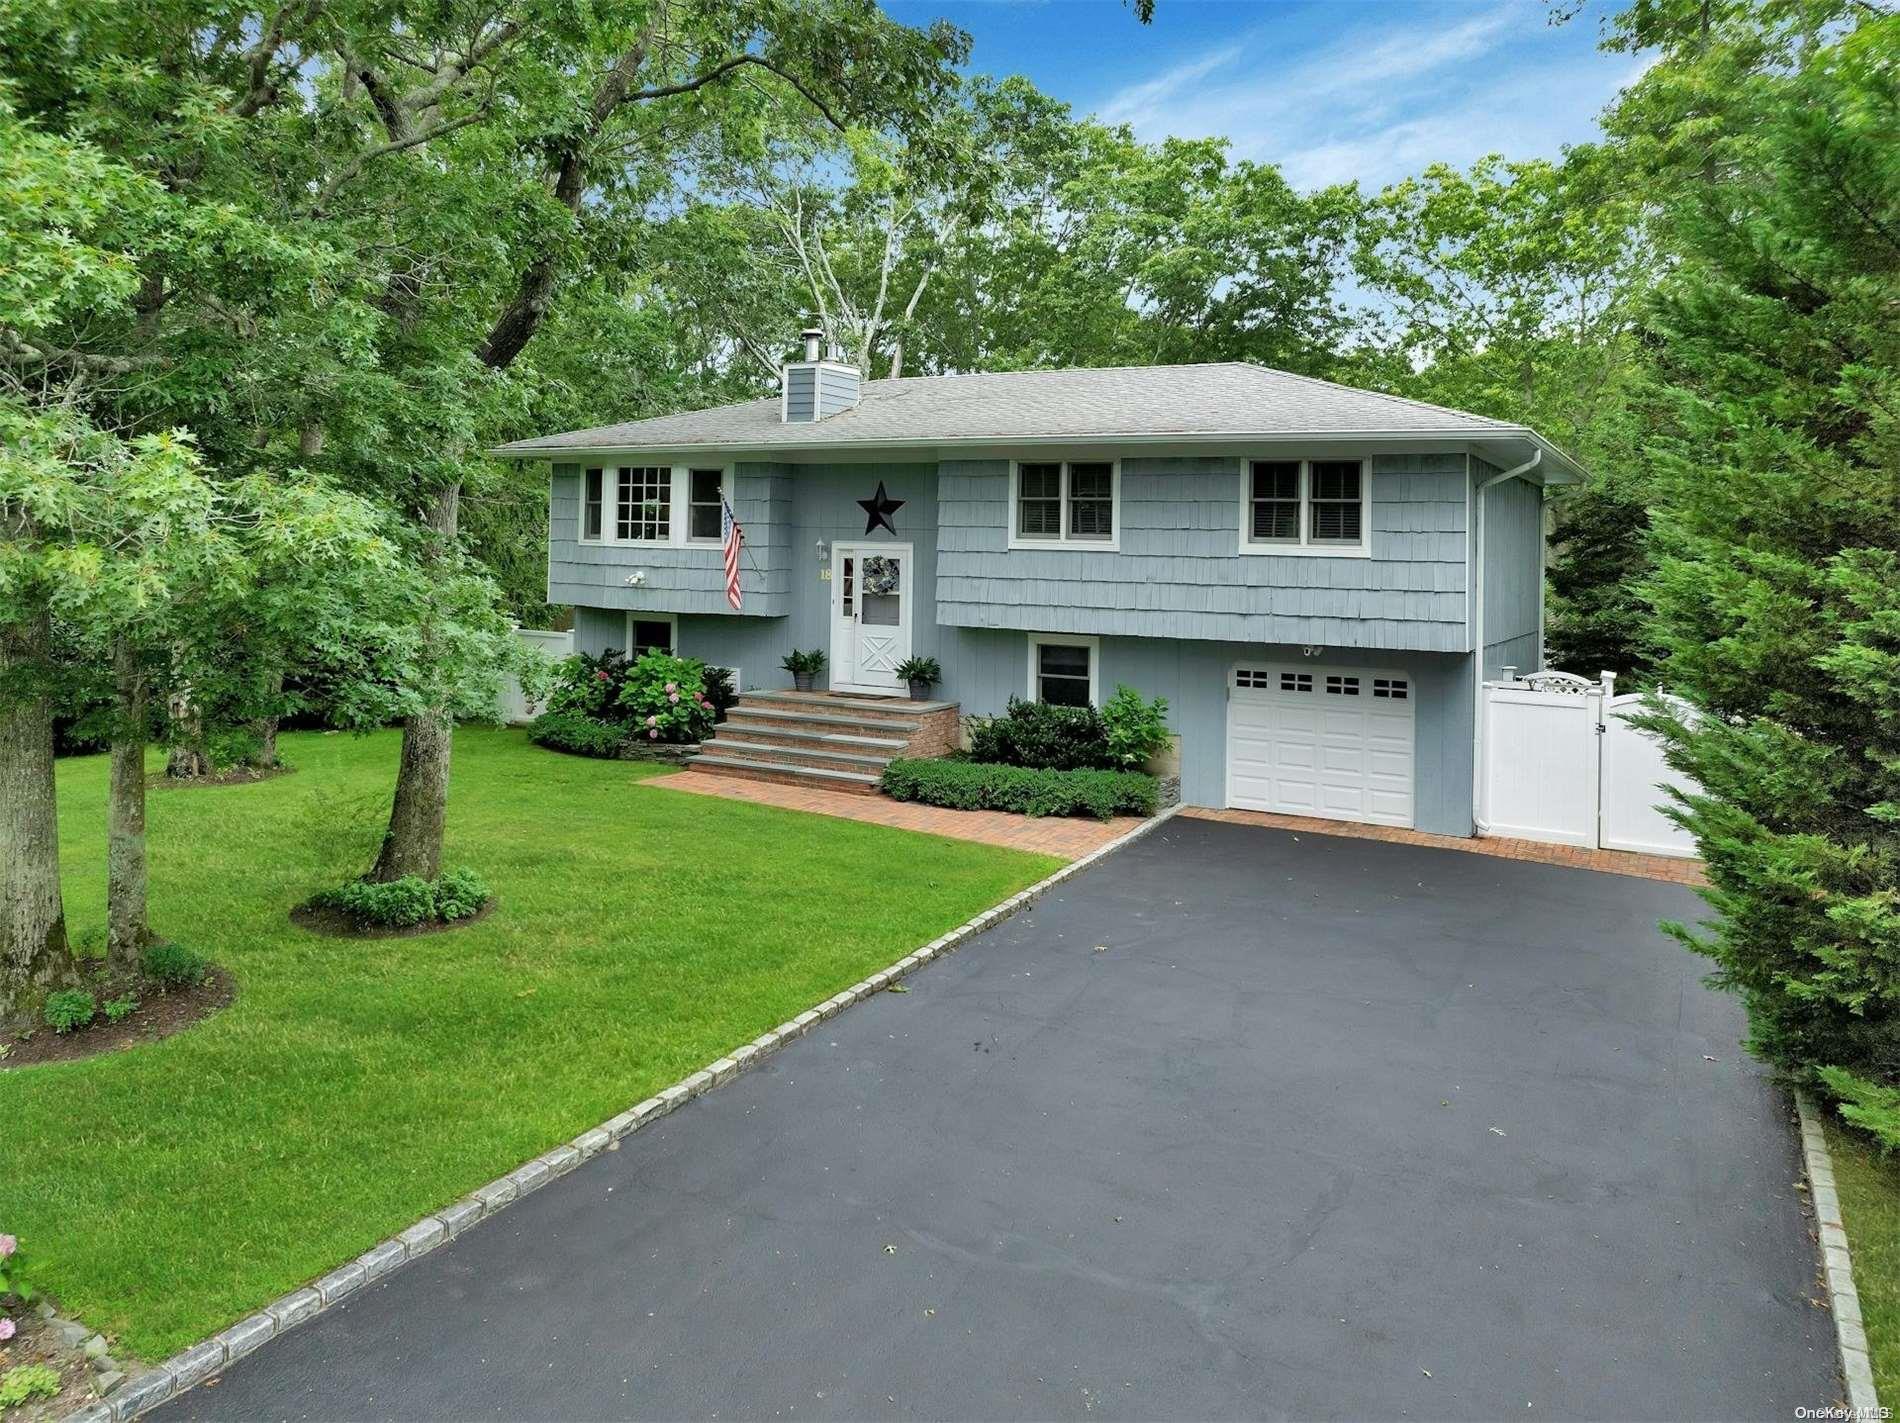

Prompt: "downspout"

[1470,449,1542,833]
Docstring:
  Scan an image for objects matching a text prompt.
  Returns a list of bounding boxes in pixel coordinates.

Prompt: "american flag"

[721,496,743,611]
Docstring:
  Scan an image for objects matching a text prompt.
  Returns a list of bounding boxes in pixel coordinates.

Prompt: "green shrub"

[527,709,628,758]
[434,867,491,922]
[616,652,715,745]
[43,990,96,1034]
[703,665,739,723]
[545,649,634,721]
[103,996,140,1024]
[895,656,942,687]
[309,869,491,929]
[880,758,1156,820]
[967,697,1114,771]
[1101,685,1172,769]
[0,1364,61,1408]
[142,942,209,988]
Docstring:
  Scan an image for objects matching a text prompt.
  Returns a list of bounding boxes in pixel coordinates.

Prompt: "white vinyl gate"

[496,628,574,725]
[1478,671,1699,858]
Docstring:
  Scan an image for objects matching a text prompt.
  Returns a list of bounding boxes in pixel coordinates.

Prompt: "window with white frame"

[1028,634,1098,707]
[581,468,605,542]
[1242,458,1369,554]
[1012,461,1117,548]
[625,614,676,660]
[617,466,671,542]
[581,466,732,547]
[686,469,724,542]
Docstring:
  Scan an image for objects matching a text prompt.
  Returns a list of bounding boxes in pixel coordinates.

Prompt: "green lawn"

[2,728,1058,1360]
[1827,1121,1900,1398]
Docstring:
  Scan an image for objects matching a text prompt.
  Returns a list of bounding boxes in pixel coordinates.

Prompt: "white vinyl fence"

[1478,670,1699,858]
[496,628,574,725]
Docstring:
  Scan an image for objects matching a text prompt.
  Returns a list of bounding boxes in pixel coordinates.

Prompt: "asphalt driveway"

[160,817,1838,1421]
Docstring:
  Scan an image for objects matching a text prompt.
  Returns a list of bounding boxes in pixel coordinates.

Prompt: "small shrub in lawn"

[310,868,491,929]
[0,1365,61,1408]
[433,867,491,922]
[967,697,1115,771]
[527,710,628,759]
[880,758,1156,820]
[142,942,209,988]
[43,990,96,1035]
[103,996,140,1024]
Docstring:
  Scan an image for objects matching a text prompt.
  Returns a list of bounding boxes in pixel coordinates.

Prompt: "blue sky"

[883,0,1648,190]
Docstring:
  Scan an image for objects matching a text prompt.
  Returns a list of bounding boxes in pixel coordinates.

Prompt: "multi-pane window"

[1372,678,1408,700]
[687,469,724,542]
[617,466,670,541]
[582,468,605,541]
[1041,642,1102,706]
[1017,463,1063,538]
[1067,463,1113,540]
[1308,461,1363,543]
[1243,459,1367,552]
[1014,462,1116,547]
[1235,668,1273,688]
[1325,674,1361,696]
[1249,462,1301,542]
[1279,671,1313,693]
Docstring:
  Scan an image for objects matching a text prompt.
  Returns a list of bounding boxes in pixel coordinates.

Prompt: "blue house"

[495,334,1580,836]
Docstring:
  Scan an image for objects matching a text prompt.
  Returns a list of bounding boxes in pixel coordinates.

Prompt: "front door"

[830,542,913,694]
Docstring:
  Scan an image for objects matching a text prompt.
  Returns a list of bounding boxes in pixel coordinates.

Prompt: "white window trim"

[623,612,678,658]
[580,465,734,548]
[1237,458,1372,559]
[1027,633,1101,707]
[1008,459,1121,553]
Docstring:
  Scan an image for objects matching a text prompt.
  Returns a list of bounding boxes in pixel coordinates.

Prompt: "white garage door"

[1226,665,1415,827]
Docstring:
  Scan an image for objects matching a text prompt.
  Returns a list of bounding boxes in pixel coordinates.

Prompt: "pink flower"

[668,692,679,704]
[595,670,608,682]
[648,728,659,740]
[0,1317,13,1343]
[0,1235,14,1260]
[664,681,678,694]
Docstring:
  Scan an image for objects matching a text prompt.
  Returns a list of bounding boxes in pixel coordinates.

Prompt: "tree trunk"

[249,663,284,768]
[370,483,460,884]
[107,637,152,964]
[166,684,211,778]
[1,612,74,1028]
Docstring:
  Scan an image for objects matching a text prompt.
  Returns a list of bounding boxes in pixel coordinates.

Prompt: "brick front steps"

[687,691,958,795]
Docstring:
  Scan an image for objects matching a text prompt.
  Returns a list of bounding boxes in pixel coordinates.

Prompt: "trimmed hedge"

[880,757,1156,821]
[308,867,492,928]
[527,710,628,758]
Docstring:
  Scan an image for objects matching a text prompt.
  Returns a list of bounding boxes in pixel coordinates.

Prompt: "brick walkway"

[1181,807,1706,885]
[643,771,1145,860]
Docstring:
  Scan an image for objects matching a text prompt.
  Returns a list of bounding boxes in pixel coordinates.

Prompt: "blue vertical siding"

[1478,464,1544,679]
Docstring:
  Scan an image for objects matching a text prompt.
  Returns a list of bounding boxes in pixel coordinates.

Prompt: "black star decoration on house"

[857,481,905,535]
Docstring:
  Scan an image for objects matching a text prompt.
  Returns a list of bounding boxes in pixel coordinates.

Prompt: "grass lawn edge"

[98,801,1182,1422]
[1802,1092,1884,1410]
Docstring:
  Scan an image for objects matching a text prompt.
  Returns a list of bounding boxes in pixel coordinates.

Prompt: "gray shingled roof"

[493,362,1578,477]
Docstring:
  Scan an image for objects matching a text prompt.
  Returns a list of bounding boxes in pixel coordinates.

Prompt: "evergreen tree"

[1630,3,1900,1137]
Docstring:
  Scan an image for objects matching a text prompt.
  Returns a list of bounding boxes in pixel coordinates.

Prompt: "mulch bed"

[0,1312,106,1423]
[149,763,295,790]
[2,968,233,1072]
[289,898,497,941]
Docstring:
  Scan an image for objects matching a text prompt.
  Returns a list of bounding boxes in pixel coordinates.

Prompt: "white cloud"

[1092,3,1642,191]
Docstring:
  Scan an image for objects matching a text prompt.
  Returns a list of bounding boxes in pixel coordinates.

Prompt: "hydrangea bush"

[615,653,715,744]
[0,1231,34,1348]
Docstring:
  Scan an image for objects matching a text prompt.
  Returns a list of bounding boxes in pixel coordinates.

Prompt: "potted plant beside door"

[781,648,826,693]
[895,656,941,702]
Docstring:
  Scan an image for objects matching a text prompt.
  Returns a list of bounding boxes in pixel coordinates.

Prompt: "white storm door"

[831,543,912,693]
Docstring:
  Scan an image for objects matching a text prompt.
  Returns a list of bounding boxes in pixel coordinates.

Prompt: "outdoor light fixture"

[1300,645,1323,658]
[624,571,647,587]
[815,539,829,563]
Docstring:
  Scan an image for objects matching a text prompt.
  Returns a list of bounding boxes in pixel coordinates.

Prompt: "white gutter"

[491,427,1585,482]
[1471,448,1542,832]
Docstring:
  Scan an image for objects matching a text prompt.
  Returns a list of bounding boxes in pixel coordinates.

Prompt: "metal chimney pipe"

[801,327,823,362]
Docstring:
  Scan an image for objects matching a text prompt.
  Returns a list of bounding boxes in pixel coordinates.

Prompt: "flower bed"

[527,649,732,759]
